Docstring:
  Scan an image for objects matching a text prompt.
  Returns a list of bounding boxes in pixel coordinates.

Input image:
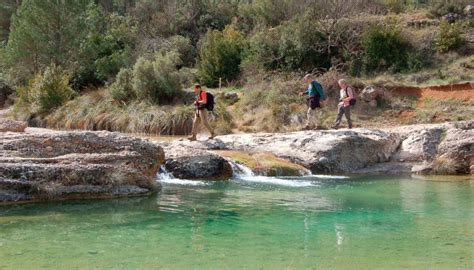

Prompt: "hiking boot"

[188,136,197,141]
[302,125,311,131]
[208,133,216,140]
[331,125,339,130]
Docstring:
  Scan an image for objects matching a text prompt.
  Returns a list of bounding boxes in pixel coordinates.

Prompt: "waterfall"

[226,159,315,187]
[156,166,174,181]
[156,166,208,186]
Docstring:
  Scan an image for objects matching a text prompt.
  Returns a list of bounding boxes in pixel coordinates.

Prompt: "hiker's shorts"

[307,96,320,110]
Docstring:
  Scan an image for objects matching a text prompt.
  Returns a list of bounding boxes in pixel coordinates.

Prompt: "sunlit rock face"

[0,128,164,202]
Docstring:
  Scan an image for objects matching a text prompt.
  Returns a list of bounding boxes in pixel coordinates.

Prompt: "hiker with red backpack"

[333,79,356,129]
[300,74,327,130]
[188,83,216,141]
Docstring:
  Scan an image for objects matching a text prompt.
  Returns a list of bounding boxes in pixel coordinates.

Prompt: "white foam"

[159,178,209,186]
[156,167,209,186]
[237,176,314,187]
[305,174,350,179]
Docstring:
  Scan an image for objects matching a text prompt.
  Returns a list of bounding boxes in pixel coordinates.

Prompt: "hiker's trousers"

[335,105,352,128]
[192,109,214,136]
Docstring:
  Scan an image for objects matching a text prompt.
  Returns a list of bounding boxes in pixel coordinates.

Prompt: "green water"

[1,176,473,269]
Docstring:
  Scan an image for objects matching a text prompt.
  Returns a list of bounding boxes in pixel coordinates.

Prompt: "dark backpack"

[345,87,356,106]
[311,81,327,100]
[205,92,214,111]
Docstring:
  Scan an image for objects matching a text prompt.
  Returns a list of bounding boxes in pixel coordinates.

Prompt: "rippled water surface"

[1,176,473,269]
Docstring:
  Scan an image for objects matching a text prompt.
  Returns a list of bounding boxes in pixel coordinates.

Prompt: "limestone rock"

[159,143,232,180]
[464,5,473,17]
[360,86,389,104]
[158,129,401,175]
[435,123,474,174]
[392,128,443,162]
[221,92,239,104]
[0,119,27,132]
[0,129,164,202]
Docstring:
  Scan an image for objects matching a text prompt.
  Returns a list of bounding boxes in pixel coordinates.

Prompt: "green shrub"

[434,21,464,53]
[361,23,411,73]
[384,0,406,14]
[197,26,245,87]
[428,0,470,17]
[244,27,281,70]
[132,51,182,104]
[73,10,137,90]
[161,35,196,67]
[245,16,329,72]
[108,68,134,103]
[17,65,76,114]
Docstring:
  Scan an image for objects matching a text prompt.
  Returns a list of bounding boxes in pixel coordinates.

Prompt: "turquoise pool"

[1,175,473,269]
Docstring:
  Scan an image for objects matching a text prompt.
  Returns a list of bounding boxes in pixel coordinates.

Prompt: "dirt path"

[392,82,474,103]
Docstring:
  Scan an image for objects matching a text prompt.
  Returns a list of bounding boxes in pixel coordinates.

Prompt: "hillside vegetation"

[0,0,473,134]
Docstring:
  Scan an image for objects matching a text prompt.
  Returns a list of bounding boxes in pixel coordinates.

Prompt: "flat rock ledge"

[155,120,473,178]
[0,128,164,203]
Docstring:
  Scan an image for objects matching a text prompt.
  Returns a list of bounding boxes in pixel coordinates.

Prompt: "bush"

[245,16,329,72]
[108,68,134,103]
[198,26,245,87]
[16,65,76,114]
[384,0,406,14]
[428,0,470,17]
[73,10,138,90]
[434,21,464,53]
[361,23,411,73]
[132,51,182,104]
[161,35,196,67]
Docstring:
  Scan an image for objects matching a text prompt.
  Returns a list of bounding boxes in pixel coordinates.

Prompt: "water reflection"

[400,179,427,214]
[0,176,472,269]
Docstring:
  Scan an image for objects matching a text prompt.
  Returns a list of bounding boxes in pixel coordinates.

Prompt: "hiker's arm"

[196,92,207,104]
[342,87,354,102]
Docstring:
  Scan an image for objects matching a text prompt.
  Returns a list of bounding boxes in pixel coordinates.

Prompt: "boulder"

[157,121,474,177]
[443,13,460,23]
[434,123,474,174]
[0,119,27,132]
[158,129,401,174]
[0,129,164,202]
[221,92,239,104]
[465,5,474,18]
[360,86,389,103]
[159,143,232,180]
[391,128,443,162]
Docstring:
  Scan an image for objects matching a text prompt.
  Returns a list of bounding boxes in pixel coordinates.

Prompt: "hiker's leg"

[335,105,344,127]
[191,110,201,137]
[316,108,324,127]
[306,107,314,127]
[200,109,215,136]
[344,106,352,128]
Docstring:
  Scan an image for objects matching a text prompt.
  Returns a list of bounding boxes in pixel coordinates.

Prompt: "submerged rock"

[0,128,164,202]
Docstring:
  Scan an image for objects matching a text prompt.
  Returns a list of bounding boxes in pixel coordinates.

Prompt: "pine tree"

[5,0,90,80]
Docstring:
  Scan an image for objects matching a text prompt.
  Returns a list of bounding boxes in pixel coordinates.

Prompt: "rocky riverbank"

[0,120,164,203]
[155,120,473,178]
[1,118,472,203]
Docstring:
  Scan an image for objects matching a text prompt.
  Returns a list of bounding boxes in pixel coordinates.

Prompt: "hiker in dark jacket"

[300,74,324,130]
[188,83,216,141]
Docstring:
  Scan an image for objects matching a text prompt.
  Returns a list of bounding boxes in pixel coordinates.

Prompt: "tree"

[198,26,245,86]
[5,0,90,82]
[0,0,22,42]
